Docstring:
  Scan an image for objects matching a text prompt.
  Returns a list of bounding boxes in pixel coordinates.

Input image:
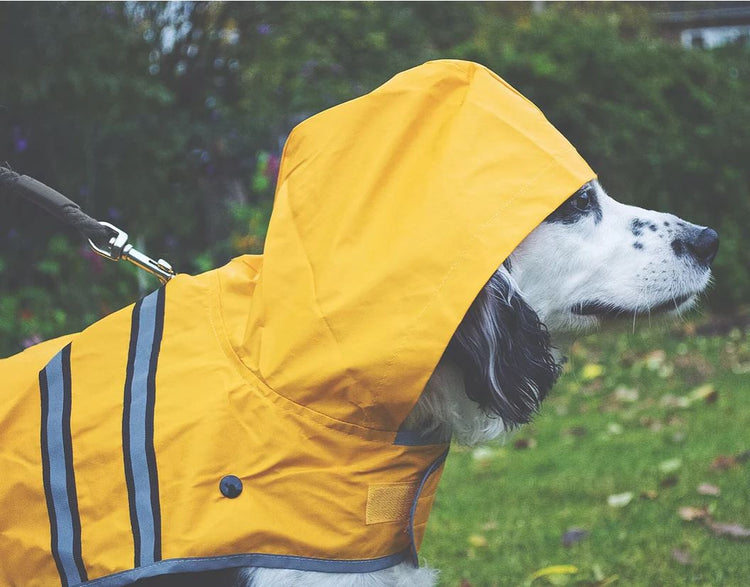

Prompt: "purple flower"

[12,126,28,152]
[257,24,272,35]
[80,245,104,273]
[21,334,43,348]
[265,155,280,179]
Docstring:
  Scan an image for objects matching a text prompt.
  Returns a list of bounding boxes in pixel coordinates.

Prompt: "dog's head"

[421,180,717,440]
[511,180,718,332]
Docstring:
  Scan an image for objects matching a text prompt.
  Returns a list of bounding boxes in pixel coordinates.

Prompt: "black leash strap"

[0,164,114,247]
[0,164,175,283]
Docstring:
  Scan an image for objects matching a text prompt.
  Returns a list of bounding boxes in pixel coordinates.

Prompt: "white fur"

[510,183,711,332]
[237,563,438,587]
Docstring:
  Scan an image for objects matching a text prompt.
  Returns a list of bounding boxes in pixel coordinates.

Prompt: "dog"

[140,179,716,587]
[3,60,719,587]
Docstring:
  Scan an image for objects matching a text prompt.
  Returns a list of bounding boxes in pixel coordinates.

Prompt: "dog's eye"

[571,191,591,211]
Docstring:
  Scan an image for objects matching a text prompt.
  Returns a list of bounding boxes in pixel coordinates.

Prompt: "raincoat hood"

[0,60,595,586]
[243,58,595,432]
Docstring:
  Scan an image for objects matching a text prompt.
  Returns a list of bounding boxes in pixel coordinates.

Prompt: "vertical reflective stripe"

[123,288,164,567]
[407,448,449,566]
[40,343,87,586]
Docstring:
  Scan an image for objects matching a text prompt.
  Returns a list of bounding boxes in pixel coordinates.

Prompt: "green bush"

[2,3,748,356]
[457,10,750,311]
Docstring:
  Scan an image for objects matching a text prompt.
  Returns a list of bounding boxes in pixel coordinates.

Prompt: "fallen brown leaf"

[562,527,589,547]
[697,483,721,496]
[705,520,750,540]
[679,506,750,540]
[671,548,692,565]
[578,578,619,587]
[659,475,679,489]
[607,492,634,508]
[711,455,739,471]
[513,438,537,450]
[688,384,718,404]
[678,506,709,521]
[612,386,639,403]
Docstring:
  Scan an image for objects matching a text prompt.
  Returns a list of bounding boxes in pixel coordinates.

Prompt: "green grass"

[420,317,750,586]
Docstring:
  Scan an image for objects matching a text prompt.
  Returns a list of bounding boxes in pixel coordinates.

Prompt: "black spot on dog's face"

[631,218,647,237]
[633,242,644,250]
[545,182,602,225]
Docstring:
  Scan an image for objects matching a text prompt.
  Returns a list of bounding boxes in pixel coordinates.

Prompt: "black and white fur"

[143,181,717,587]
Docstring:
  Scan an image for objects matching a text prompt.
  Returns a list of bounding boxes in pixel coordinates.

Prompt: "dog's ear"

[445,267,561,428]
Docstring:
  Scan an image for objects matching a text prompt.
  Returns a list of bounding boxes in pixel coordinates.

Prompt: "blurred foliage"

[1,1,749,356]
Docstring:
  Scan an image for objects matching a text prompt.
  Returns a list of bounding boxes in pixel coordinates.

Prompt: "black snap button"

[219,475,243,498]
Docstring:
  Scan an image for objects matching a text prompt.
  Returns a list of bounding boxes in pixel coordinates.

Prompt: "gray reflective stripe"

[80,550,412,586]
[123,288,163,567]
[407,448,449,566]
[41,344,87,586]
[393,427,450,446]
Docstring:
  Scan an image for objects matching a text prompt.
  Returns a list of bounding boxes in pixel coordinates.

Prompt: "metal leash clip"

[88,221,175,284]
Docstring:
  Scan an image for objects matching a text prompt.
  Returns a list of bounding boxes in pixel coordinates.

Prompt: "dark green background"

[2,2,748,356]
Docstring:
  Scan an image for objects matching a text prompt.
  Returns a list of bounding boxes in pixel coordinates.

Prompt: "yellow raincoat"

[0,60,595,586]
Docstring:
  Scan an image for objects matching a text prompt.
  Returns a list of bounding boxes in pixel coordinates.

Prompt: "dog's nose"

[685,227,719,266]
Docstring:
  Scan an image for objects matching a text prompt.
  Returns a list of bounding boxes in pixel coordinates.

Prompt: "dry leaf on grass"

[678,506,709,521]
[705,520,750,540]
[709,451,750,471]
[697,483,721,496]
[671,548,692,565]
[678,506,750,540]
[607,492,634,508]
[527,565,578,585]
[561,527,589,547]
[514,437,537,450]
[688,384,718,404]
[659,458,683,474]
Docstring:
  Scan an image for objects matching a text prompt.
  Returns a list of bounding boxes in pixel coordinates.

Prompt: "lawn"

[420,314,750,586]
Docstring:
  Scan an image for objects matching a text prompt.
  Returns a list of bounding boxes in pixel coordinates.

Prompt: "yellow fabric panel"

[69,315,135,579]
[0,337,72,586]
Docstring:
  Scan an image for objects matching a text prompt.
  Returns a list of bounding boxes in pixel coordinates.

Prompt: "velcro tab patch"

[366,483,418,524]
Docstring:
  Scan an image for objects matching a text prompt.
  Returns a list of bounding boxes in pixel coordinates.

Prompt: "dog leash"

[0,164,175,284]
